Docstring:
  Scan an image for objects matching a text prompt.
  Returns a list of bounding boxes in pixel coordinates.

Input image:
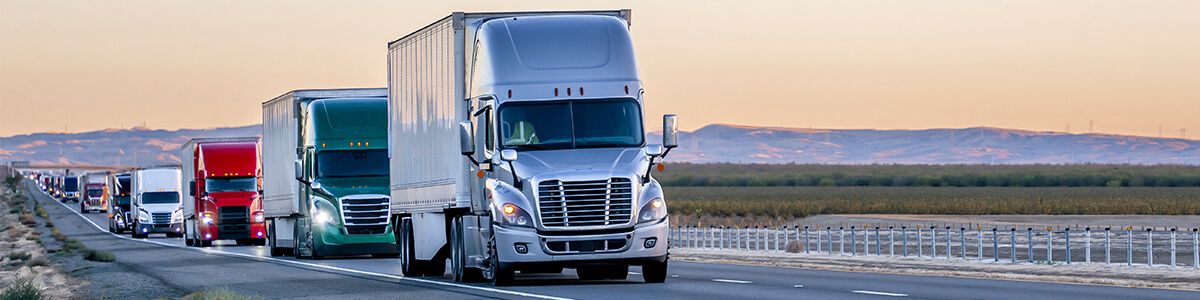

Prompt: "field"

[656,163,1200,187]
[664,186,1200,226]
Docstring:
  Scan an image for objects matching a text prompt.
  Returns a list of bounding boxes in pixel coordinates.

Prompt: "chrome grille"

[340,196,390,235]
[538,178,633,228]
[151,212,170,224]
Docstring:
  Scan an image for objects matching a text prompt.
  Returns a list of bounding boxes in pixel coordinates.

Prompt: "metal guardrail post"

[902,227,909,257]
[850,226,857,255]
[782,226,789,251]
[946,227,953,259]
[1065,227,1071,264]
[1047,227,1054,264]
[1105,227,1111,265]
[992,228,999,262]
[1143,228,1153,266]
[878,226,888,255]
[804,226,811,254]
[918,226,924,258]
[1193,228,1199,269]
[888,227,895,256]
[960,227,966,259]
[839,227,846,255]
[1028,228,1034,263]
[1010,228,1016,262]
[931,227,937,258]
[1170,228,1176,268]
[828,227,834,255]
[1127,227,1134,266]
[1085,227,1092,263]
[977,227,983,261]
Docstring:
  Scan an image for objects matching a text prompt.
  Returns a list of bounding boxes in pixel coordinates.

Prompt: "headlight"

[138,211,151,222]
[202,212,213,225]
[171,208,183,222]
[638,198,667,224]
[253,211,264,223]
[313,207,332,224]
[498,203,532,227]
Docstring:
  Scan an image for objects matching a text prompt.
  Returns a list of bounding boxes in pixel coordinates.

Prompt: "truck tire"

[399,218,436,276]
[450,216,483,282]
[131,222,145,239]
[268,220,285,257]
[642,260,668,283]
[486,230,514,286]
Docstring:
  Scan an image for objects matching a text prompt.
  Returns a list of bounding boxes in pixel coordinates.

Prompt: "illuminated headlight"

[638,198,667,224]
[171,208,184,222]
[499,203,531,227]
[252,211,264,223]
[313,208,332,224]
[202,212,214,225]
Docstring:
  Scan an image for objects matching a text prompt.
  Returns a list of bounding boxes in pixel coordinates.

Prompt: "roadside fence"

[669,224,1200,269]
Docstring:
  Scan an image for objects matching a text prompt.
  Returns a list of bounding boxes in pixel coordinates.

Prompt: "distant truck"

[180,137,266,247]
[62,176,81,202]
[81,172,110,213]
[41,176,52,192]
[386,10,677,285]
[262,88,398,259]
[108,172,133,233]
[130,167,184,238]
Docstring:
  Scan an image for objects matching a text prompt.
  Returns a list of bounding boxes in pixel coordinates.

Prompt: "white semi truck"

[387,10,678,285]
[130,167,184,238]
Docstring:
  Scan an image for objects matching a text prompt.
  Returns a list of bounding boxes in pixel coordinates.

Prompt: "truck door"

[470,98,495,212]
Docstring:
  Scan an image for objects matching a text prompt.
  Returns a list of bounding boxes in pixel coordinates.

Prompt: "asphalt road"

[31,182,1200,300]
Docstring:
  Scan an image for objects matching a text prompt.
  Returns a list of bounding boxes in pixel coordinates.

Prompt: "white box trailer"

[388,10,679,285]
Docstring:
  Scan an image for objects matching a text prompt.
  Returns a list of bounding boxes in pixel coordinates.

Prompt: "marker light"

[202,212,214,225]
[502,203,517,216]
[579,87,584,96]
[554,88,559,97]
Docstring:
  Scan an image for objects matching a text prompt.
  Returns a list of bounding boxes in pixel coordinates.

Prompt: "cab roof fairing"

[304,97,389,151]
[469,15,642,105]
[197,141,260,178]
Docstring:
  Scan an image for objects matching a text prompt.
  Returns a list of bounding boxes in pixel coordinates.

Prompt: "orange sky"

[2,1,1198,138]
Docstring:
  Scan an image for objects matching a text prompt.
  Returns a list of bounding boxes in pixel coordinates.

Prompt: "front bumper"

[312,223,398,256]
[199,222,266,240]
[494,219,669,265]
[136,222,182,234]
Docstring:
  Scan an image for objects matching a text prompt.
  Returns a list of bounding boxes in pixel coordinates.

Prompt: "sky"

[1,0,1198,138]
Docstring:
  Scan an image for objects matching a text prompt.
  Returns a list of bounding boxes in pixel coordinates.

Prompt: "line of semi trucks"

[33,10,679,285]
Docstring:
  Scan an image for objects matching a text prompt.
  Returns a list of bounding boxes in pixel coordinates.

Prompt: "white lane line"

[669,274,679,278]
[793,284,804,288]
[711,279,753,284]
[852,290,908,297]
[39,187,572,300]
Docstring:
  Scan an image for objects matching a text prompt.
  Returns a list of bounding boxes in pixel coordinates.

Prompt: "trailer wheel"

[399,218,436,276]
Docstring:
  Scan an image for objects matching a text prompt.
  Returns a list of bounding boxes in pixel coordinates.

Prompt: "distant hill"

[2,123,1198,167]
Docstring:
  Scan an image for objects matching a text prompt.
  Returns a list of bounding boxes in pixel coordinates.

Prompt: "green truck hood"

[313,176,390,199]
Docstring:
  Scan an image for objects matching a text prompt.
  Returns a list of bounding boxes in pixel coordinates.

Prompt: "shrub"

[83,250,115,262]
[62,239,87,252]
[34,205,47,219]
[182,288,261,300]
[6,251,32,261]
[0,277,42,300]
[25,257,49,267]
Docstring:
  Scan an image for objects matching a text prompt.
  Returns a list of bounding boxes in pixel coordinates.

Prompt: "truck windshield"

[316,149,388,178]
[116,176,131,196]
[205,177,257,193]
[87,189,103,197]
[141,191,179,204]
[499,99,643,151]
[64,178,79,191]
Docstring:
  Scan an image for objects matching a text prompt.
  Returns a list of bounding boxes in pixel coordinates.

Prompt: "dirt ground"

[0,189,76,299]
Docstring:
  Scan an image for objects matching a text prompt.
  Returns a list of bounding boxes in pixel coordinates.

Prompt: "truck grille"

[219,206,250,224]
[151,213,170,224]
[340,196,389,235]
[545,238,629,254]
[537,178,634,228]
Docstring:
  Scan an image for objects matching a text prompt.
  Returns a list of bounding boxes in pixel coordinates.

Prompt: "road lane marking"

[669,274,679,278]
[852,290,908,297]
[712,279,753,284]
[38,186,572,300]
[629,272,641,275]
[793,284,804,288]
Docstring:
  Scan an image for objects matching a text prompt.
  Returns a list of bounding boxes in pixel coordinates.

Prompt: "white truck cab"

[130,167,184,238]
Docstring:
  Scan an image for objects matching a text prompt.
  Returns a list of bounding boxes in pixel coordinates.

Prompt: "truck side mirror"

[459,121,475,156]
[500,149,518,162]
[663,114,678,149]
[294,159,306,184]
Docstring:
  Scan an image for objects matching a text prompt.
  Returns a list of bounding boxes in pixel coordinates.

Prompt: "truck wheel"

[131,222,145,239]
[268,220,285,257]
[486,231,514,286]
[399,218,437,276]
[642,260,668,283]
[450,216,483,282]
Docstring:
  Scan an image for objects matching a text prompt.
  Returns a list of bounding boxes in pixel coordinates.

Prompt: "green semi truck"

[261,88,398,258]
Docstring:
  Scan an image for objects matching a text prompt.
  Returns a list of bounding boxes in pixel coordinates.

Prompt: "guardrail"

[670,224,1200,269]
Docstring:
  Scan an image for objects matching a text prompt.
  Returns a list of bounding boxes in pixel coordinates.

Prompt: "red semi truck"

[180,137,267,247]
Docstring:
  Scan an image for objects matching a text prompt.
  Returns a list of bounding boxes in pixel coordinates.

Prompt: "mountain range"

[2,124,1197,167]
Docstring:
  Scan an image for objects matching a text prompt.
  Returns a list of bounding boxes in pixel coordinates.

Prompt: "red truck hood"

[205,191,260,208]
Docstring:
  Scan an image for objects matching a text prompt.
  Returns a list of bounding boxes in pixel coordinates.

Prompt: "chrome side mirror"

[500,149,518,162]
[646,144,664,157]
[663,114,678,149]
[293,159,305,183]
[459,121,475,156]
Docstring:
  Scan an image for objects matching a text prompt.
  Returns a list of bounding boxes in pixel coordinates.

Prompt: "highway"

[30,182,1199,300]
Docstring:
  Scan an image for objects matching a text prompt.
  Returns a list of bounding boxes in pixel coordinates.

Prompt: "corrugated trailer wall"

[388,16,467,213]
[262,94,300,218]
[180,140,197,216]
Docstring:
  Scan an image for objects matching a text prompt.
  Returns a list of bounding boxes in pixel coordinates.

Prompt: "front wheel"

[486,229,514,286]
[642,260,668,283]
